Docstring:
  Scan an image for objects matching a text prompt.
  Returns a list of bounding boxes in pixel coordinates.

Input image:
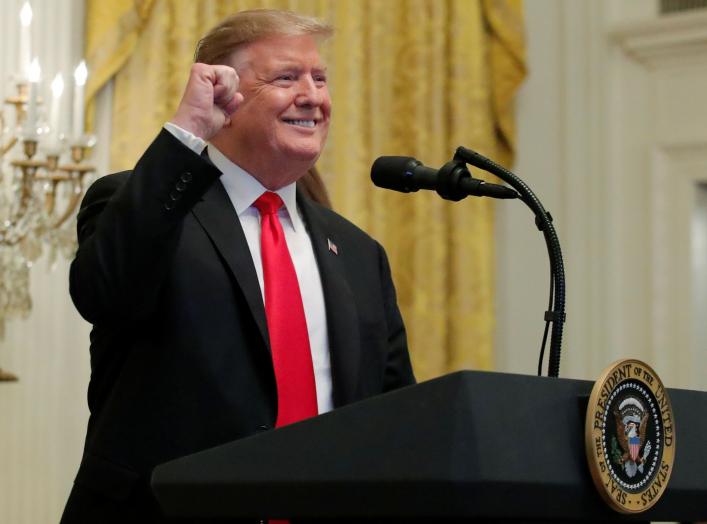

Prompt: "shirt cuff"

[164,122,207,155]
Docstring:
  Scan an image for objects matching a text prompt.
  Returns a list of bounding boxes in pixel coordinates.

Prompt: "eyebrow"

[267,61,328,73]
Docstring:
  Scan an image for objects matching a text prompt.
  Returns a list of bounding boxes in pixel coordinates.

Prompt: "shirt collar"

[207,144,302,232]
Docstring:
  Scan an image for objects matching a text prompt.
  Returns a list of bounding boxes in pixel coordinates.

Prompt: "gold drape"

[85,0,526,381]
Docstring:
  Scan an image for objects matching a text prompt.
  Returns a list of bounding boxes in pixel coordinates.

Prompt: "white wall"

[498,0,707,392]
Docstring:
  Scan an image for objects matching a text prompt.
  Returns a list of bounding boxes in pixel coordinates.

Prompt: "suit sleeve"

[377,241,416,390]
[69,129,222,324]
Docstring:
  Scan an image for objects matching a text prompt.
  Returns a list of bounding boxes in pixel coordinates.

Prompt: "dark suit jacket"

[62,130,415,521]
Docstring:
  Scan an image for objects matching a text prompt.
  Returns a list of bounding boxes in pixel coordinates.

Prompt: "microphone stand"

[453,147,566,378]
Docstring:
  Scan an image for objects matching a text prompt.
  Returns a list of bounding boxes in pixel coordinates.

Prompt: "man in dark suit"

[61,9,414,523]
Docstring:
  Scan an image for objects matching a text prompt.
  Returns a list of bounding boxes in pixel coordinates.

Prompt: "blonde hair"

[194,9,333,65]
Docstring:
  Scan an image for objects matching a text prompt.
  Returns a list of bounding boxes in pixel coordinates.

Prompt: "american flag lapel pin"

[327,238,339,255]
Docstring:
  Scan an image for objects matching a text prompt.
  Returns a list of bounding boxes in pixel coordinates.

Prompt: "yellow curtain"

[85,0,526,382]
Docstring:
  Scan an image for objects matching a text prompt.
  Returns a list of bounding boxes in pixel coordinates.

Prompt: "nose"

[294,76,325,108]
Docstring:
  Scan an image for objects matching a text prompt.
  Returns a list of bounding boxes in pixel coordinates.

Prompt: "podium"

[152,371,707,521]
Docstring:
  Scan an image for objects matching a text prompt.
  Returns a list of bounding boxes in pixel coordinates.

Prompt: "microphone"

[371,156,518,201]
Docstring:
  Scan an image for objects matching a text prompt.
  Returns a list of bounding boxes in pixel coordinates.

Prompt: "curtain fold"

[85,0,526,381]
[85,0,155,104]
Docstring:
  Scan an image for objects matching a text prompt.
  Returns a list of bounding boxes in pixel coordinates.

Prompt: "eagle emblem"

[585,359,675,514]
[612,396,651,478]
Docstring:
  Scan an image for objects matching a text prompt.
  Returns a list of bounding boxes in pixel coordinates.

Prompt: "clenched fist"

[170,63,244,140]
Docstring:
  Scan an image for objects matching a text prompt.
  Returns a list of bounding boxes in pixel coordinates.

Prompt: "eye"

[314,74,327,85]
[272,73,297,85]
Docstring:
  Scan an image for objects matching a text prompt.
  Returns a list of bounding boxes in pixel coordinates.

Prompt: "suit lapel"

[190,177,361,405]
[191,178,270,350]
[298,191,361,407]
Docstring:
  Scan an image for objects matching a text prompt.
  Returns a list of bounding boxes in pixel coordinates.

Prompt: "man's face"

[219,34,331,187]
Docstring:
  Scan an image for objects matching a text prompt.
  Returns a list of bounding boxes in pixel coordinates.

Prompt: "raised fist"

[170,63,244,140]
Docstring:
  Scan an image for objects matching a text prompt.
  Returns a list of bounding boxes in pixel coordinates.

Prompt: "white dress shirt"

[164,122,333,414]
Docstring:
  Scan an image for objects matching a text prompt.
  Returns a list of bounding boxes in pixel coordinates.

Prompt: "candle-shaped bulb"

[48,73,65,150]
[51,74,64,97]
[20,2,33,27]
[28,58,41,82]
[72,61,88,140]
[19,2,33,81]
[23,57,40,138]
[74,61,87,86]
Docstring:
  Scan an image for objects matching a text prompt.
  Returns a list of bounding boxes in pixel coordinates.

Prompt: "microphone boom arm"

[454,146,566,378]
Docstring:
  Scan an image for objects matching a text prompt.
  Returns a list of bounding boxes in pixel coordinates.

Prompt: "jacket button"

[257,424,270,432]
[169,190,181,201]
[164,200,176,211]
[175,180,187,192]
[180,171,193,183]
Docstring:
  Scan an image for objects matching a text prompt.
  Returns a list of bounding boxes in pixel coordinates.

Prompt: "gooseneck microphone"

[371,148,566,379]
[371,156,518,201]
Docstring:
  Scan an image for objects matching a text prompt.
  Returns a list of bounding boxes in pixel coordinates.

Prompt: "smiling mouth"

[282,119,316,128]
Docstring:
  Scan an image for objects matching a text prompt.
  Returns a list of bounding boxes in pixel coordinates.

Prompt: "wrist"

[170,112,208,140]
[164,122,207,155]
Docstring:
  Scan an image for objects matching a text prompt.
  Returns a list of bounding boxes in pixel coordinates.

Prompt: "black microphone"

[371,156,518,201]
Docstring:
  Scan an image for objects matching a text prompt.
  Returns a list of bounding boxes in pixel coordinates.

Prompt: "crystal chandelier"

[0,2,96,381]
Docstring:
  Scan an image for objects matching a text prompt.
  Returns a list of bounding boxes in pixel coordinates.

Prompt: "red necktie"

[254,192,318,428]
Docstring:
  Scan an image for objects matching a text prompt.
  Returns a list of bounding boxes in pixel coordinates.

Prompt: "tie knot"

[253,191,284,216]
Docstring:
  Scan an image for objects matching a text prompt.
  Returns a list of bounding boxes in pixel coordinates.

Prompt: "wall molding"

[650,142,707,387]
[610,10,707,65]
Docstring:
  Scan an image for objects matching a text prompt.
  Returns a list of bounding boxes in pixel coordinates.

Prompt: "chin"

[284,145,322,162]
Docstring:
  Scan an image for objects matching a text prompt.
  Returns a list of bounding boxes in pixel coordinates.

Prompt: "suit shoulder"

[76,172,132,237]
[82,171,131,207]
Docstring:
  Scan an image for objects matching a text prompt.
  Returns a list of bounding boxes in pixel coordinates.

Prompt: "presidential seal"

[585,359,675,513]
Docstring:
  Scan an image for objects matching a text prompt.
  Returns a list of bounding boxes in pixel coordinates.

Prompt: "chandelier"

[0,2,96,381]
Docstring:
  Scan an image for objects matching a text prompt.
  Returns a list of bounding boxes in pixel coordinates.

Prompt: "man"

[62,9,414,523]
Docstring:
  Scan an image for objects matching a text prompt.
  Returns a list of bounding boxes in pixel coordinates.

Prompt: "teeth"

[285,119,315,128]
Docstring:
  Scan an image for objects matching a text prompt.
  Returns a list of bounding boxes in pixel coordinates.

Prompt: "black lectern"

[152,371,707,521]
